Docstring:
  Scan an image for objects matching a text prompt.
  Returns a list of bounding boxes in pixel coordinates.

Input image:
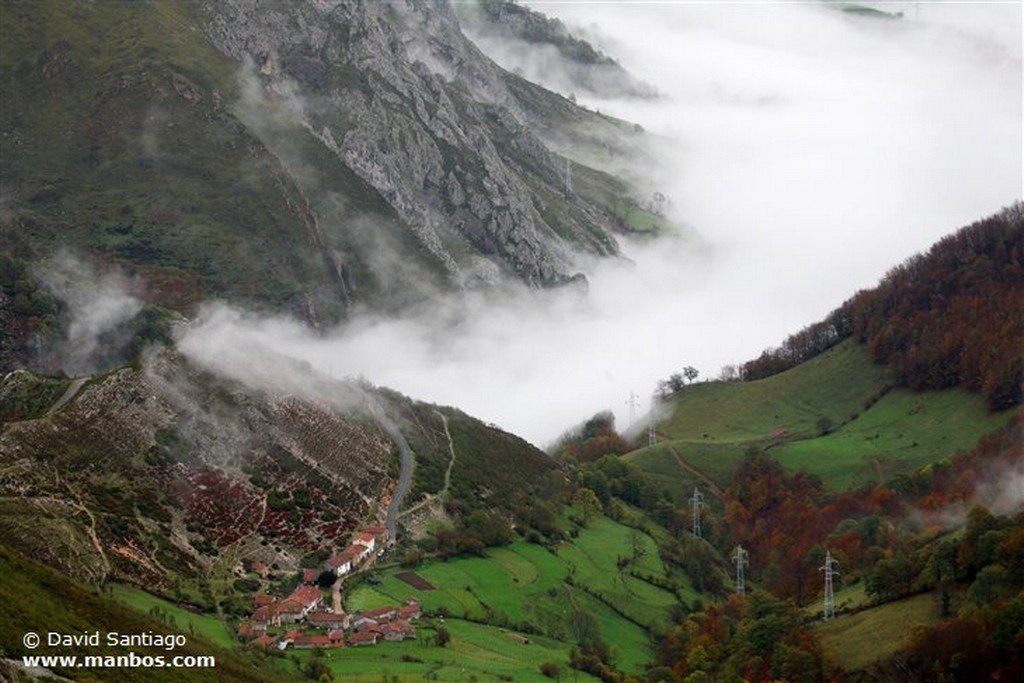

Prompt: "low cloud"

[176,2,1020,448]
[36,252,143,375]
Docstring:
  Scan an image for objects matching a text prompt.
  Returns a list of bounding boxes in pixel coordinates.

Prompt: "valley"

[1,1,1022,682]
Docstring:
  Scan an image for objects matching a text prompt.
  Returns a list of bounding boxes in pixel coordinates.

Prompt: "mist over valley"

[1,2,1021,682]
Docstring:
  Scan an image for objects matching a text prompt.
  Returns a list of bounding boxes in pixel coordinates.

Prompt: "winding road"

[366,395,414,544]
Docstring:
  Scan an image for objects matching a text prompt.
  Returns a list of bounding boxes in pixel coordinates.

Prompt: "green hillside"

[348,517,695,677]
[626,340,1016,492]
[0,544,287,683]
[813,592,940,672]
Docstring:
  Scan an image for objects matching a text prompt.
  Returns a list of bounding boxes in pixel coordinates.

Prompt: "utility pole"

[732,545,749,595]
[689,487,704,539]
[820,550,840,620]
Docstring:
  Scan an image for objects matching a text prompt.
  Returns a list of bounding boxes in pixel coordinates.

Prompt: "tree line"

[741,203,1023,410]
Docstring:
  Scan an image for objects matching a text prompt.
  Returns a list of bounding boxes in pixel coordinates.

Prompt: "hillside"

[0,0,668,372]
[0,347,559,598]
[1,2,1021,681]
[0,543,290,683]
[741,204,1023,410]
[631,205,1023,495]
[628,340,1016,493]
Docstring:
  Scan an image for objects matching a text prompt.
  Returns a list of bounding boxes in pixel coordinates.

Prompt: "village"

[235,525,421,651]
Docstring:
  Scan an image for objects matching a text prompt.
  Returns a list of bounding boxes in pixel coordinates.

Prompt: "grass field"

[658,342,892,443]
[772,388,1015,489]
[626,340,1015,492]
[814,592,940,671]
[348,516,681,675]
[283,618,602,682]
[110,585,235,649]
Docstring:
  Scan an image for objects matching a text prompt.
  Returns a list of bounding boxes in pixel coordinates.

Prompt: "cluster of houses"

[238,590,421,650]
[237,526,421,650]
[322,528,381,578]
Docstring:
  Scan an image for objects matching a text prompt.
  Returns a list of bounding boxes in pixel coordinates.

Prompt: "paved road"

[367,395,414,544]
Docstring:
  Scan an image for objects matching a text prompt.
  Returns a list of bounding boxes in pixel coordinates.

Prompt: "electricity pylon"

[820,550,840,620]
[626,390,639,429]
[689,487,704,539]
[731,545,749,595]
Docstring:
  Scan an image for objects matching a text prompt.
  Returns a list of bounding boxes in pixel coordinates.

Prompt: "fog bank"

[177,2,1020,447]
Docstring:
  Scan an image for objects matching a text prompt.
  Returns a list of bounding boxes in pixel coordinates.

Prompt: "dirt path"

[665,443,729,502]
[434,410,457,497]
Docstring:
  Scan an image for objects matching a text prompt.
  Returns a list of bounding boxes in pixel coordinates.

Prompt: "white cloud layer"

[181,1,1021,447]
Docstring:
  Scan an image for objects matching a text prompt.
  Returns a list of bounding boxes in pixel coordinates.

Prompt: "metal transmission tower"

[731,545,749,595]
[689,487,705,539]
[563,158,573,198]
[626,390,639,429]
[820,550,840,620]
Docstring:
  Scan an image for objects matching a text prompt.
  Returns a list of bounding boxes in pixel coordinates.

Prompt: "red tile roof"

[349,632,378,646]
[361,606,395,621]
[398,604,421,619]
[277,599,303,615]
[251,604,279,623]
[249,634,276,648]
[308,611,346,625]
[254,594,276,607]
[287,585,323,608]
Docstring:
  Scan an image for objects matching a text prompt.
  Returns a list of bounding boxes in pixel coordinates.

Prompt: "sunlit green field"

[626,340,1014,492]
[347,516,681,675]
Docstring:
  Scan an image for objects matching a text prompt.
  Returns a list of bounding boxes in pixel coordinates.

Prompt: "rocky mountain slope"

[0,345,558,589]
[1,0,656,344]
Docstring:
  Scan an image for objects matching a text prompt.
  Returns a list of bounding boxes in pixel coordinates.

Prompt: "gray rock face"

[197,0,619,289]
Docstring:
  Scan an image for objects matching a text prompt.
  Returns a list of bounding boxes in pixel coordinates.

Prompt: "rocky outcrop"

[197,0,620,289]
[457,0,658,100]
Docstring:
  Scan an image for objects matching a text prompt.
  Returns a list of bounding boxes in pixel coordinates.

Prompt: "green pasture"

[556,518,676,632]
[814,592,939,671]
[627,340,1014,492]
[658,341,891,443]
[348,516,680,675]
[111,584,234,649]
[772,388,1015,490]
[285,619,601,682]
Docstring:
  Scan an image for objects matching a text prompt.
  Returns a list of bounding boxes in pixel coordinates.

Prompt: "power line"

[689,486,704,539]
[626,390,639,429]
[731,545,749,595]
[820,550,840,620]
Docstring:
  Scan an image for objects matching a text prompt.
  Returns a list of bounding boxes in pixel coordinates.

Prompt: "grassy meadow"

[626,340,1016,492]
[347,517,681,676]
[814,592,940,672]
